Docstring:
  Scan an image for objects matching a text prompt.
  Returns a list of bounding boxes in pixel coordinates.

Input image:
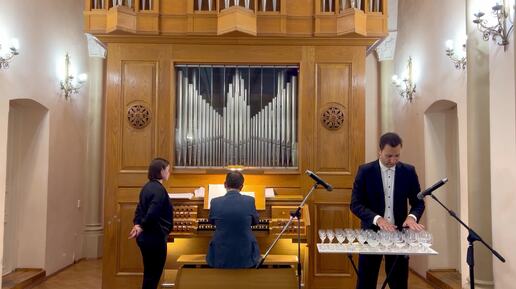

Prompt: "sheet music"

[206,184,255,209]
[168,193,194,199]
[265,187,275,198]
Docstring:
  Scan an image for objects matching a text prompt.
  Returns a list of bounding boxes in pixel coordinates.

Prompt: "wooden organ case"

[85,0,388,288]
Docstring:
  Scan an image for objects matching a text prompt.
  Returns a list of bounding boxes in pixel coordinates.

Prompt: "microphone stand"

[427,193,505,289]
[256,182,319,289]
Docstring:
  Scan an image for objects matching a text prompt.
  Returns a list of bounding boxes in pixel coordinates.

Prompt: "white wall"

[6,100,49,269]
[424,103,460,271]
[384,0,469,278]
[489,21,516,289]
[0,0,89,277]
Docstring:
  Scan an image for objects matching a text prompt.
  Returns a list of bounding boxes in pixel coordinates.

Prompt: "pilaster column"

[83,34,106,259]
[465,1,495,288]
[487,5,516,289]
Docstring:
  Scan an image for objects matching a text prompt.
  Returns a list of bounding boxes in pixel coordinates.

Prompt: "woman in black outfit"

[129,158,173,289]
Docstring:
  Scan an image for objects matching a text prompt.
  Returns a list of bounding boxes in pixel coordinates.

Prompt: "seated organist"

[206,171,261,268]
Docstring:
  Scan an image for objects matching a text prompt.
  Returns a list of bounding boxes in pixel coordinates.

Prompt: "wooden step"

[2,268,45,289]
[162,269,178,289]
[426,269,461,289]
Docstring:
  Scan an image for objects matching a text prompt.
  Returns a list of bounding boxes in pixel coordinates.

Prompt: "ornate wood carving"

[321,103,345,130]
[127,103,151,129]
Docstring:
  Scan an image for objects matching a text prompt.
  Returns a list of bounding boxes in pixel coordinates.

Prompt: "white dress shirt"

[373,160,417,226]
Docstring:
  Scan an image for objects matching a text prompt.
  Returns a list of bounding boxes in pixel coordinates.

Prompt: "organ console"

[169,195,309,240]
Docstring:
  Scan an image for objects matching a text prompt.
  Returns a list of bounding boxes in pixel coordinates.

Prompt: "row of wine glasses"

[318,228,433,248]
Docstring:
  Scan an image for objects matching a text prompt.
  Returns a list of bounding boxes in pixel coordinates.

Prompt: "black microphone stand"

[256,182,319,289]
[428,193,505,289]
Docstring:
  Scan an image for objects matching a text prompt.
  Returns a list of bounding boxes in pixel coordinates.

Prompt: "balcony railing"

[84,0,387,36]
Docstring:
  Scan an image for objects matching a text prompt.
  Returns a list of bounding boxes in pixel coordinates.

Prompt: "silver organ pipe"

[175,65,298,168]
[259,0,279,12]
[176,70,183,165]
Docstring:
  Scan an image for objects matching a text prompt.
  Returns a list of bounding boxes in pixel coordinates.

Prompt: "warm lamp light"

[59,53,87,99]
[445,38,467,70]
[392,57,416,102]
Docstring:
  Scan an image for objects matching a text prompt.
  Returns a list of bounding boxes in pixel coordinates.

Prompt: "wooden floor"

[18,258,434,289]
[29,259,101,289]
[426,269,461,289]
[2,269,45,289]
[377,264,434,289]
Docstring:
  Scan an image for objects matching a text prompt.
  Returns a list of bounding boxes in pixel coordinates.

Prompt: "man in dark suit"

[350,132,425,289]
[206,171,261,268]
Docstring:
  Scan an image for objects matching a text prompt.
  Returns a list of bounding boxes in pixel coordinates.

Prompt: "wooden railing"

[83,0,387,37]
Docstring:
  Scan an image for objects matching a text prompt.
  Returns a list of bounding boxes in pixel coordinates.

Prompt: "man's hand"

[128,224,143,239]
[402,216,424,231]
[377,217,397,232]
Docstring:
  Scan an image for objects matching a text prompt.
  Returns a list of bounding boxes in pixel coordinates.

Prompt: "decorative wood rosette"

[321,104,345,130]
[127,103,151,129]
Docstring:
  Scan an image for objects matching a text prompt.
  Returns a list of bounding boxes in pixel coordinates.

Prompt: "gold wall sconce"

[392,57,416,102]
[445,39,467,70]
[473,1,514,51]
[59,53,88,99]
[0,38,20,69]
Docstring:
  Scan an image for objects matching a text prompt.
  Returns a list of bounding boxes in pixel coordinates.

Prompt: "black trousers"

[137,233,168,289]
[356,254,409,289]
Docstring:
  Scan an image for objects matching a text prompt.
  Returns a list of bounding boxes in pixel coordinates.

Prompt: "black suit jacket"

[206,190,261,268]
[350,160,425,230]
[133,180,173,239]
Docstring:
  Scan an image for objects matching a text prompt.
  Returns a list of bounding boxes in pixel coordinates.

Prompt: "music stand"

[256,182,319,289]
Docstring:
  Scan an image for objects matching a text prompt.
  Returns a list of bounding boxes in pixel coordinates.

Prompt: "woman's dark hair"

[379,132,403,150]
[225,171,245,190]
[147,158,170,180]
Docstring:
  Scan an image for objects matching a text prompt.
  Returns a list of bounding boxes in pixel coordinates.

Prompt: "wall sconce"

[392,57,416,102]
[60,53,87,99]
[473,1,514,51]
[445,39,467,70]
[0,38,20,69]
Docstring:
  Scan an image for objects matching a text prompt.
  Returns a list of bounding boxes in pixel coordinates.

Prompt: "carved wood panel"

[121,61,158,170]
[315,63,351,173]
[117,202,143,273]
[103,43,365,289]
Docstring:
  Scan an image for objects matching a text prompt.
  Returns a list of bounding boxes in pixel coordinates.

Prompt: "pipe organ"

[175,65,298,168]
[89,0,387,287]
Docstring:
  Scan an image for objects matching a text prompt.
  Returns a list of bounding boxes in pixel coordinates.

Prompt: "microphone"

[305,170,333,191]
[417,178,448,200]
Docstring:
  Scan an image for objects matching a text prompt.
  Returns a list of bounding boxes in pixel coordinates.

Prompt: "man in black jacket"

[350,132,425,289]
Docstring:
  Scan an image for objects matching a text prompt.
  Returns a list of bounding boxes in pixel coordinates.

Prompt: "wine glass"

[379,230,394,249]
[356,229,367,246]
[336,230,346,245]
[345,228,357,244]
[403,229,419,250]
[318,229,327,244]
[418,231,433,248]
[393,231,406,250]
[367,231,379,248]
[326,229,335,244]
